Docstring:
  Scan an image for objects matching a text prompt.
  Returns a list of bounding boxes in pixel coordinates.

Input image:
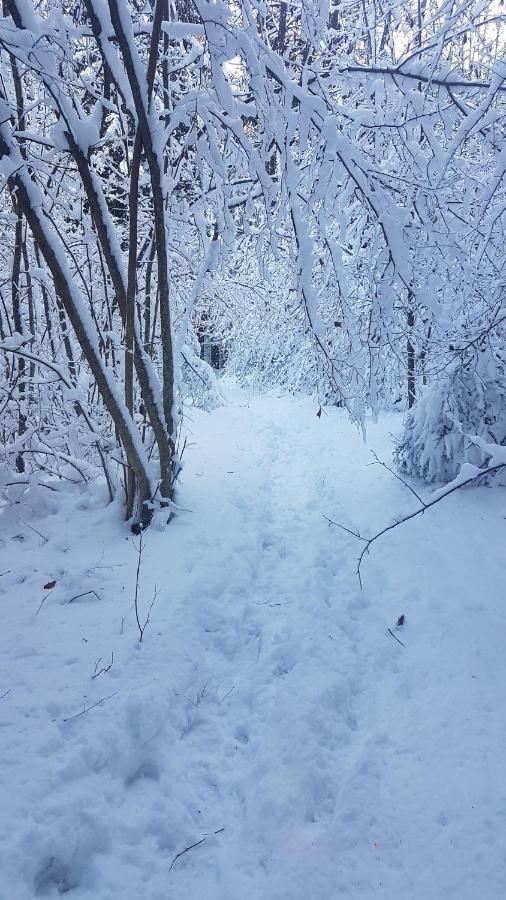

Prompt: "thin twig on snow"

[169,828,225,872]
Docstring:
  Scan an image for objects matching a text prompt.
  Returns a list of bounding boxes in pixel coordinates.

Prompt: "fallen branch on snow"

[92,652,114,679]
[62,692,118,722]
[324,457,505,589]
[132,533,158,642]
[387,627,406,647]
[169,828,225,872]
[67,590,102,604]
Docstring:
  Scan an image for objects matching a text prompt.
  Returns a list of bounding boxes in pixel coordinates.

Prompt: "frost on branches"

[0,0,505,524]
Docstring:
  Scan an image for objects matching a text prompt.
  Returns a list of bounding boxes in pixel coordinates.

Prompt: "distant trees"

[215,0,506,446]
[0,0,504,521]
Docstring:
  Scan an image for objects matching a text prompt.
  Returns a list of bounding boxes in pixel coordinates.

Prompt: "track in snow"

[0,390,505,899]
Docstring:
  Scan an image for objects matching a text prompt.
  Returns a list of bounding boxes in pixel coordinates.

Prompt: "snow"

[1,389,505,899]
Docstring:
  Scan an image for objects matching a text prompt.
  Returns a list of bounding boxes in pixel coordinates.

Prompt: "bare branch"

[92,652,114,679]
[63,692,118,723]
[169,829,225,872]
[327,463,505,588]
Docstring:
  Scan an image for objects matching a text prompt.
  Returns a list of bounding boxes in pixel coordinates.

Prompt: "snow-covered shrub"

[180,328,224,412]
[394,345,506,483]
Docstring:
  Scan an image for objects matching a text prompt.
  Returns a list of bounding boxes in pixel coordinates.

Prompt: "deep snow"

[0,389,505,899]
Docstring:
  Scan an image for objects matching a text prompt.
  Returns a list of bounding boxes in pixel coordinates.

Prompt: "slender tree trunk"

[144,234,156,353]
[11,201,25,472]
[125,130,142,518]
[407,301,415,409]
[106,0,175,446]
[83,0,174,502]
[406,0,428,410]
[33,243,56,360]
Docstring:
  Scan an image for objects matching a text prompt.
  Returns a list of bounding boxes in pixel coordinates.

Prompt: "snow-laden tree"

[0,0,504,521]
[189,0,506,420]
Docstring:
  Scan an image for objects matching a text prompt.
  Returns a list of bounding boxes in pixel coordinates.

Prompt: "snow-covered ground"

[1,388,505,899]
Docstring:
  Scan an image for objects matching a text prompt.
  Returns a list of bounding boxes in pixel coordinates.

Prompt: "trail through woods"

[0,388,505,899]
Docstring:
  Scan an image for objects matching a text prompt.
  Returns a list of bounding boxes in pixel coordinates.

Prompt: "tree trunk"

[407,301,415,409]
[0,127,155,527]
[11,201,25,473]
[106,0,175,447]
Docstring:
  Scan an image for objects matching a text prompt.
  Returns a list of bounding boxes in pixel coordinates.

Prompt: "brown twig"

[369,450,425,504]
[36,589,53,616]
[63,692,118,722]
[169,828,225,872]
[132,533,158,642]
[322,514,363,540]
[325,462,505,588]
[67,590,102,604]
[18,517,48,545]
[5,481,58,492]
[387,627,406,647]
[92,652,114,679]
[133,532,144,641]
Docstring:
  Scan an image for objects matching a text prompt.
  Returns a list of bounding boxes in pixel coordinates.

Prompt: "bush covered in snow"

[180,329,224,412]
[394,345,506,483]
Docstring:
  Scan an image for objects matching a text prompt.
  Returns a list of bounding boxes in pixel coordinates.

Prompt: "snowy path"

[1,391,505,899]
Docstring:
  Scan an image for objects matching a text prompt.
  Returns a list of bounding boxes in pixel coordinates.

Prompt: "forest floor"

[0,386,505,900]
